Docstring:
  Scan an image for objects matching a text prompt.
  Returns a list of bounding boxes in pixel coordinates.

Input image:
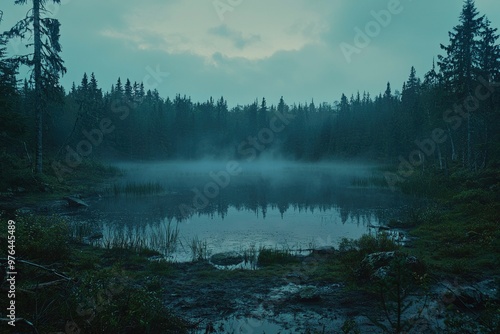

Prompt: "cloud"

[2,0,500,107]
[208,25,260,50]
[98,0,330,61]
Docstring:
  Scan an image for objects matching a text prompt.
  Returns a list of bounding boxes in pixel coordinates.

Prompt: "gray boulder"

[357,251,422,280]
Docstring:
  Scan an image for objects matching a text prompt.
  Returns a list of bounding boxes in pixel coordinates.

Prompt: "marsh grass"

[243,244,258,269]
[188,236,209,262]
[69,220,102,243]
[101,220,180,256]
[151,220,180,255]
[257,246,299,267]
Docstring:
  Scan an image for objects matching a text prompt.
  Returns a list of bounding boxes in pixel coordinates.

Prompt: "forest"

[1,1,499,189]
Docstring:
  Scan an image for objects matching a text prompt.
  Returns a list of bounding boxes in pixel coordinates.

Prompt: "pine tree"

[0,15,23,138]
[384,82,392,101]
[0,25,17,112]
[438,0,484,169]
[115,77,123,97]
[259,97,267,128]
[124,78,132,101]
[278,96,287,115]
[438,0,484,96]
[79,72,89,96]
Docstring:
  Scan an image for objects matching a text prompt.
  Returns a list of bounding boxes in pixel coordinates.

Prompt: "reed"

[99,220,180,256]
[188,236,209,262]
[257,246,299,267]
[243,244,258,269]
[150,220,180,255]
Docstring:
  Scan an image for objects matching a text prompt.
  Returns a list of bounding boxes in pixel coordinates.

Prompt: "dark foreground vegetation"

[0,0,499,333]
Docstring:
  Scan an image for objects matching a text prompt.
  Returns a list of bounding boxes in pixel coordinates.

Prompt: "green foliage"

[453,189,492,205]
[339,233,399,257]
[0,152,33,191]
[337,233,401,283]
[15,214,70,261]
[189,236,209,262]
[399,170,452,198]
[357,233,398,254]
[369,252,429,334]
[71,269,189,333]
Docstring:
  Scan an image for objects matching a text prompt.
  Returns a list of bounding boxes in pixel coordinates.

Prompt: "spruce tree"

[438,0,484,169]
[3,0,66,174]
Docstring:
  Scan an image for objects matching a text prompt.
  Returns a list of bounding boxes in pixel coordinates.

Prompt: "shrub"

[257,247,298,267]
[71,269,189,333]
[15,215,70,262]
[453,189,492,205]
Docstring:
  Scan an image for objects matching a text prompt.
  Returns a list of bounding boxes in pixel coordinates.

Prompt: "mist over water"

[114,159,380,188]
[75,160,411,261]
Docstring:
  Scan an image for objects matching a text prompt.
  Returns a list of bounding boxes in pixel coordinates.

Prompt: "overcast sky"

[1,0,500,106]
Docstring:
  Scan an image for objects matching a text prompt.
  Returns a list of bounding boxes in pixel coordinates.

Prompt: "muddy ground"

[159,258,453,334]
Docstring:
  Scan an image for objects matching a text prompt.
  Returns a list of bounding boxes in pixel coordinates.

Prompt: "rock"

[362,251,396,269]
[64,196,89,208]
[296,286,321,302]
[357,251,423,280]
[210,252,244,266]
[372,267,389,280]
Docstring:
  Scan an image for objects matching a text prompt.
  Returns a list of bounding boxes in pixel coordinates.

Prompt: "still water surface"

[70,161,410,262]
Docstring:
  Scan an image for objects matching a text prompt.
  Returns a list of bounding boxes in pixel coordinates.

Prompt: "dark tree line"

[1,0,499,182]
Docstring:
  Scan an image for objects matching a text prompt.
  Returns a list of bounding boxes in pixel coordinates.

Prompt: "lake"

[69,161,411,263]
